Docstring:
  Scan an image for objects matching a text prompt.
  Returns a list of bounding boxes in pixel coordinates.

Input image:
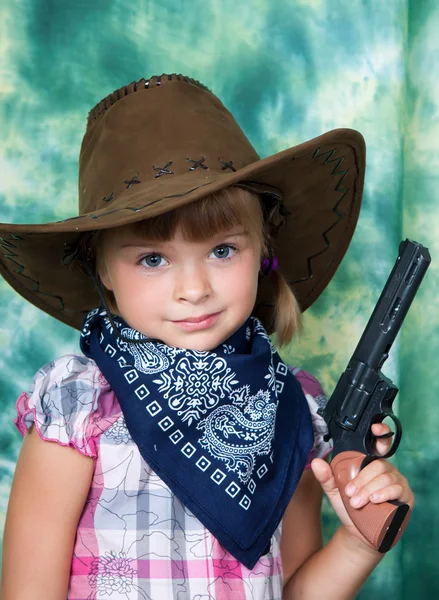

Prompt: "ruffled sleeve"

[289,366,333,468]
[14,354,121,458]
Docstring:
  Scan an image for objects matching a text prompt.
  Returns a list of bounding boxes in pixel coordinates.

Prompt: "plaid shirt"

[15,354,332,600]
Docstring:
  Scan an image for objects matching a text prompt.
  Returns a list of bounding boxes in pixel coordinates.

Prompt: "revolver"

[318,239,431,552]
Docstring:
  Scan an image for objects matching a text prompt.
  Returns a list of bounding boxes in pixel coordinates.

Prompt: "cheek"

[114,270,169,305]
[223,260,259,301]
[105,265,136,300]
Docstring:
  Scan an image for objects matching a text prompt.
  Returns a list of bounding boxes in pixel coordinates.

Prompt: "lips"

[173,312,222,331]
[175,313,220,323]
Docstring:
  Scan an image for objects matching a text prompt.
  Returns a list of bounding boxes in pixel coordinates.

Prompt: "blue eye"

[211,244,237,259]
[140,254,166,268]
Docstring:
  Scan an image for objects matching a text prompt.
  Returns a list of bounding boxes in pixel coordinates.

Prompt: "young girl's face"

[99,224,261,351]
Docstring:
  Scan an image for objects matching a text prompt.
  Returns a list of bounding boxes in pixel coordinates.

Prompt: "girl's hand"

[310,422,415,550]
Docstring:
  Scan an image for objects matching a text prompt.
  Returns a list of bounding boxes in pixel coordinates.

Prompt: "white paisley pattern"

[197,388,276,483]
[116,326,170,374]
[153,354,238,425]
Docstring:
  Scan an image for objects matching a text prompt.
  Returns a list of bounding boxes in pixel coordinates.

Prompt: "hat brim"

[0,128,365,331]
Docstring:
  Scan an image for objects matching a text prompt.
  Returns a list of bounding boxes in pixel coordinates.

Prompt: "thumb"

[310,457,339,498]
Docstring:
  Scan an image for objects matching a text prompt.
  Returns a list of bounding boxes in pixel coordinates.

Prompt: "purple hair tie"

[261,256,278,275]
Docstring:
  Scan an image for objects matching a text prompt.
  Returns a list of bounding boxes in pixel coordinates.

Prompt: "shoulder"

[289,366,327,403]
[288,366,333,466]
[14,354,121,458]
[31,353,106,386]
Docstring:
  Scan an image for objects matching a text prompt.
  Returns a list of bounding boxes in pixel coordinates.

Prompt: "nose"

[175,262,212,304]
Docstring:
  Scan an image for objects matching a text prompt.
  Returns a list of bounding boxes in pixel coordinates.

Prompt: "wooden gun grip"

[331,451,411,552]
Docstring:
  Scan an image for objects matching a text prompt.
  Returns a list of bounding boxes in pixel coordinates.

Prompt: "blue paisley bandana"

[80,308,313,569]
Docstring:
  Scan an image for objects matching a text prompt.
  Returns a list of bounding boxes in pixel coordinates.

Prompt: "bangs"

[91,186,266,278]
[126,186,264,245]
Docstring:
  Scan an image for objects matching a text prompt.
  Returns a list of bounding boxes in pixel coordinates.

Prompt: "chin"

[178,331,227,352]
[177,339,218,352]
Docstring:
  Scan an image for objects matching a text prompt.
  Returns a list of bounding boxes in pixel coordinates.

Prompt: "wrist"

[337,525,385,563]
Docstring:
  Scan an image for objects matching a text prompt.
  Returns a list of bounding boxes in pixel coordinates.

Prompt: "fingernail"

[346,484,356,496]
[351,496,361,506]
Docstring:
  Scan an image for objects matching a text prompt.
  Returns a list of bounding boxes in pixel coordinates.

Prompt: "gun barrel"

[353,240,430,370]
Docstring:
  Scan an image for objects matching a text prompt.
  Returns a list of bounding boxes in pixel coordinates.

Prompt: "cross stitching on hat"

[153,161,174,178]
[187,157,208,171]
[124,174,141,188]
[219,159,237,172]
[103,193,114,203]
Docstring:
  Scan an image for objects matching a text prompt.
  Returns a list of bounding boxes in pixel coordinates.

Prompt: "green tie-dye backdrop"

[1,0,438,597]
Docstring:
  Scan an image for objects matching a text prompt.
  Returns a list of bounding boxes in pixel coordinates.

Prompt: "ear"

[97,262,113,291]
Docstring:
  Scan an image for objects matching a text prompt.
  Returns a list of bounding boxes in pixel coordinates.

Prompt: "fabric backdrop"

[0,1,438,597]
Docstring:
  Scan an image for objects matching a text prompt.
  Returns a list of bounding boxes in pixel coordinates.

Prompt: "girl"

[0,74,413,600]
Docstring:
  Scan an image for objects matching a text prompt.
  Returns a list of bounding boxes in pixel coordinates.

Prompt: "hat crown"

[78,74,260,215]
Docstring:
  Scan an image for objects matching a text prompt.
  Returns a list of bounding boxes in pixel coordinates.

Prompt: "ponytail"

[265,267,302,348]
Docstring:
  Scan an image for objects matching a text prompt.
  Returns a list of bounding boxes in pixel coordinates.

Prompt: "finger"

[345,459,396,497]
[371,422,394,456]
[310,458,339,498]
[371,422,391,436]
[349,472,400,508]
[369,483,414,506]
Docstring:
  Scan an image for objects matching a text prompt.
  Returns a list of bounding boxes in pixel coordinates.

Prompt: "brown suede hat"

[0,73,365,332]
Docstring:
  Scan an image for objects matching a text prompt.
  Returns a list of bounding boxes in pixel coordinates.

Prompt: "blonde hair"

[87,186,301,347]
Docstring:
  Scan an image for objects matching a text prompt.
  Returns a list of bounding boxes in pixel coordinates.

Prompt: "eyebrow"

[120,230,249,249]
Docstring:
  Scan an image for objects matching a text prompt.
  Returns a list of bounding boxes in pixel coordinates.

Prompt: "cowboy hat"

[0,73,365,331]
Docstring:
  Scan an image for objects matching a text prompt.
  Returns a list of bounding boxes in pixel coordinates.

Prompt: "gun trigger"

[373,431,395,439]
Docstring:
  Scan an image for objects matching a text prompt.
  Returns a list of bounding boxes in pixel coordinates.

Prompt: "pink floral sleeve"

[288,366,333,468]
[15,354,121,458]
